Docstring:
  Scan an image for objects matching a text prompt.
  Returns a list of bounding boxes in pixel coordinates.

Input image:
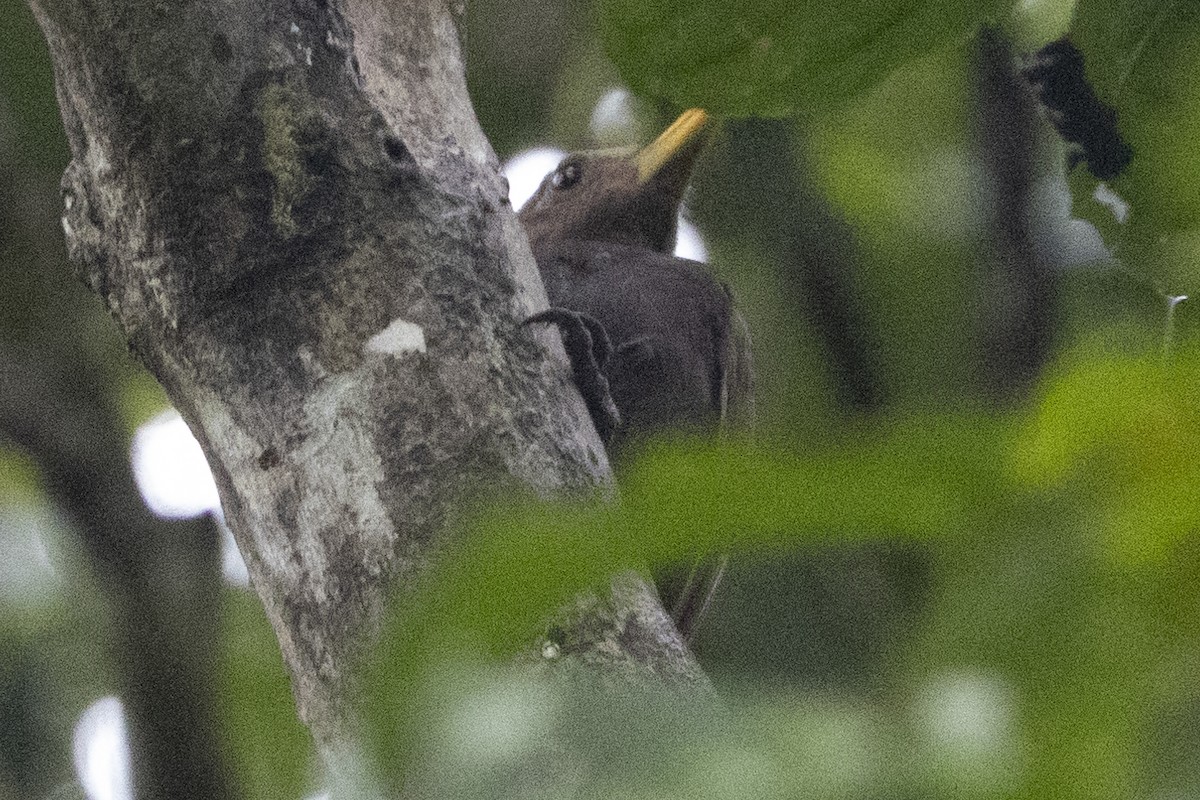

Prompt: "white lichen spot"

[90,149,111,175]
[305,47,313,66]
[366,319,427,356]
[541,641,560,659]
[61,217,72,238]
[290,22,301,35]
[296,345,330,380]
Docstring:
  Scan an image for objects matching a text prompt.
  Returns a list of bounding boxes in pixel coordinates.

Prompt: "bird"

[519,108,754,640]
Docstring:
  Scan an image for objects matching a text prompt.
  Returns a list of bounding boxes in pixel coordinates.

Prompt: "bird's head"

[518,108,710,254]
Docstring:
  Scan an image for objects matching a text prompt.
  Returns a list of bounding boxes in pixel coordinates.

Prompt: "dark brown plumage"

[520,109,754,639]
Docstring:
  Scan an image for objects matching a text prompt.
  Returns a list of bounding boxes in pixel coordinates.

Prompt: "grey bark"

[972,27,1057,401]
[27,0,705,767]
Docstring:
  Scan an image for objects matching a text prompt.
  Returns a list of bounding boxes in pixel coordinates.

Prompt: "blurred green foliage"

[218,591,316,800]
[808,49,979,404]
[0,491,112,798]
[4,0,1200,798]
[601,0,1011,116]
[0,0,68,172]
[358,343,1200,797]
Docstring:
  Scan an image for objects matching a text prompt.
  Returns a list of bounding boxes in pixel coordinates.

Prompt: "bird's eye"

[552,162,582,190]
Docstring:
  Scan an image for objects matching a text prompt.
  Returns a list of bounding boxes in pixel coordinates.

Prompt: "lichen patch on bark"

[255,81,315,238]
[365,318,427,356]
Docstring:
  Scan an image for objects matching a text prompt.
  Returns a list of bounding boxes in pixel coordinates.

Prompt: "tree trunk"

[28,0,704,764]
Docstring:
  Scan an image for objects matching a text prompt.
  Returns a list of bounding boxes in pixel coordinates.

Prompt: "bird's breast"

[531,239,733,443]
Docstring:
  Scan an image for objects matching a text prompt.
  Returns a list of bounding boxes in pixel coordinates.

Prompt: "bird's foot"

[525,308,621,443]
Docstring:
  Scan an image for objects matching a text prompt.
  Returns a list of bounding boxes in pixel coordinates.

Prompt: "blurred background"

[4,0,1200,797]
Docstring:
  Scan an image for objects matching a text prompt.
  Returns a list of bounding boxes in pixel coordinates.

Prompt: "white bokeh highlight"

[1094,182,1130,224]
[915,669,1017,760]
[73,696,132,800]
[912,668,1022,793]
[130,412,220,520]
[0,505,61,611]
[444,674,557,766]
[1031,174,1110,267]
[130,411,248,585]
[503,147,567,212]
[675,218,708,262]
[589,87,638,143]
[218,522,250,586]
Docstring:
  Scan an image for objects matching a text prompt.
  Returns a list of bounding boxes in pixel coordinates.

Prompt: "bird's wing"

[664,554,728,643]
[720,297,756,432]
[671,285,754,642]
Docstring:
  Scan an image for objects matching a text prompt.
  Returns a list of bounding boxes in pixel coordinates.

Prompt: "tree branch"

[972,27,1057,400]
[27,0,706,764]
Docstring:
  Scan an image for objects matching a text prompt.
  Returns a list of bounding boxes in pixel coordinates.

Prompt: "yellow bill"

[635,108,710,183]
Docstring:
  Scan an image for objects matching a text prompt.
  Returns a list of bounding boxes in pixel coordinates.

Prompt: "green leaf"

[1012,346,1200,564]
[1008,0,1076,48]
[599,0,1013,117]
[360,421,1002,785]
[1070,0,1200,291]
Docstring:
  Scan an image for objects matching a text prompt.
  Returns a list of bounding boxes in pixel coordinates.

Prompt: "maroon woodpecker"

[520,109,754,639]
